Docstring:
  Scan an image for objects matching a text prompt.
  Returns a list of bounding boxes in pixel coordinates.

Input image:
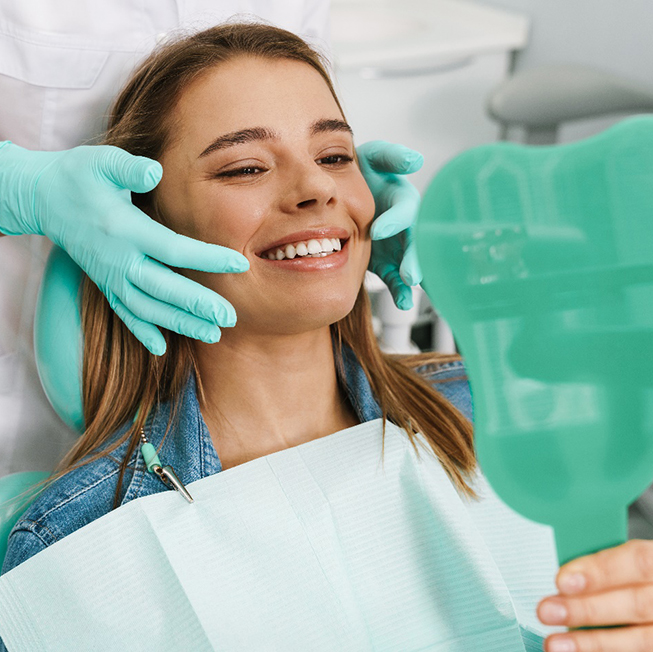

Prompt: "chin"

[264,292,359,335]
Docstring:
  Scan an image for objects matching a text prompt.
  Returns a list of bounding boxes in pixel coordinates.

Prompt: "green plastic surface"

[415,115,653,566]
[141,443,162,473]
[33,246,84,433]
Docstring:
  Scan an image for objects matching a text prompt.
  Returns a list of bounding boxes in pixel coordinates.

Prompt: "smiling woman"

[2,22,477,564]
[152,52,375,346]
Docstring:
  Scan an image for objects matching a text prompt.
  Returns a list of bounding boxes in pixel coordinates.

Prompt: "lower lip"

[257,240,350,272]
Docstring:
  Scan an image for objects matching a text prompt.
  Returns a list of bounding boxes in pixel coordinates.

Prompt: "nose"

[279,156,338,214]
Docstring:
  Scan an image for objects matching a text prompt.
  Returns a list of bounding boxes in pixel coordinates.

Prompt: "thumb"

[96,146,163,193]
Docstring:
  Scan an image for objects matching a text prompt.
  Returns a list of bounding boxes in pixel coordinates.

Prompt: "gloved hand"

[0,141,249,356]
[357,141,424,310]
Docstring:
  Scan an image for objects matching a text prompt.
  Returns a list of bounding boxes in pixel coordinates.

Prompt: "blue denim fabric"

[0,346,473,651]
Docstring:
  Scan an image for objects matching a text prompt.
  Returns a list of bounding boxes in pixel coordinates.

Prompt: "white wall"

[467,0,653,142]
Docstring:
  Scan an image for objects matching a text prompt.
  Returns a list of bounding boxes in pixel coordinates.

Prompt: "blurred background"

[334,0,653,357]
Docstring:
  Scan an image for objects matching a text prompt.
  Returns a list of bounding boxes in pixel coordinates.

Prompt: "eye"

[318,154,353,166]
[215,166,267,178]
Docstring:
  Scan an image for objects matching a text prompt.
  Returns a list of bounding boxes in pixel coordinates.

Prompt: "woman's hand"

[356,140,423,310]
[537,539,653,651]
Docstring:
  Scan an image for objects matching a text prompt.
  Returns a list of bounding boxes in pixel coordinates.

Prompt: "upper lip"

[256,227,350,257]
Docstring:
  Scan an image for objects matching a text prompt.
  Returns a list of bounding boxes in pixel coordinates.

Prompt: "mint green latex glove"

[0,142,250,356]
[357,140,424,310]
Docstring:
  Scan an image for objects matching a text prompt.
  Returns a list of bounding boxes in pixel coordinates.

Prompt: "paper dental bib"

[0,419,562,651]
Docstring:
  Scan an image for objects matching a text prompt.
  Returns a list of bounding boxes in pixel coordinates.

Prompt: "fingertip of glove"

[214,305,237,328]
[396,294,414,311]
[200,326,222,344]
[229,258,250,273]
[401,270,423,287]
[143,160,163,187]
[148,340,167,356]
[401,151,424,173]
[371,221,400,240]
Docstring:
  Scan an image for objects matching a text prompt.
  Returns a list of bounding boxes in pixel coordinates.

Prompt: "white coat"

[0,0,331,477]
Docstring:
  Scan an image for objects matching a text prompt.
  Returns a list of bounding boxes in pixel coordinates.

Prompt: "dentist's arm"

[357,141,424,311]
[0,142,249,355]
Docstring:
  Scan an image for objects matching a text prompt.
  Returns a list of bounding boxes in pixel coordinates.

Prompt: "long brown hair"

[23,22,478,512]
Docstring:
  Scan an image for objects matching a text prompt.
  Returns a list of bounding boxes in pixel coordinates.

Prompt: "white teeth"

[262,238,344,260]
[306,239,322,254]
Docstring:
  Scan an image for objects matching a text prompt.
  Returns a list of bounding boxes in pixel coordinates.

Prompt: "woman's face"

[155,55,375,336]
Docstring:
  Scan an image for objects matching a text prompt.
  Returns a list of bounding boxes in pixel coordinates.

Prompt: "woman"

[1,22,650,652]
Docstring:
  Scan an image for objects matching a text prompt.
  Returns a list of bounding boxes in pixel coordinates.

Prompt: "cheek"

[183,194,266,301]
[180,186,270,251]
[156,184,270,298]
[341,174,375,277]
[345,174,376,235]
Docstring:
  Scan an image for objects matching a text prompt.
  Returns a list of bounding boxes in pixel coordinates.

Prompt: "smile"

[257,237,350,272]
[260,238,343,261]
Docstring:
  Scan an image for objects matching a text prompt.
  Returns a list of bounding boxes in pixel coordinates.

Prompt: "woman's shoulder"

[1,439,131,576]
[395,352,474,423]
[404,352,468,380]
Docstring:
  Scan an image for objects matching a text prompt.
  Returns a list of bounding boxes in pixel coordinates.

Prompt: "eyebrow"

[311,118,353,137]
[198,118,354,158]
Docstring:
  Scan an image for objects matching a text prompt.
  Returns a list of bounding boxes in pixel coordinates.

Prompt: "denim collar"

[119,339,382,505]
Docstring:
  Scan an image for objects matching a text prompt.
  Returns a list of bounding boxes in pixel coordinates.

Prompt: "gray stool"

[487,62,653,144]
[487,63,653,539]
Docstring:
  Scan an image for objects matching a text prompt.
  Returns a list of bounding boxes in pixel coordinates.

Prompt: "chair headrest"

[34,246,84,433]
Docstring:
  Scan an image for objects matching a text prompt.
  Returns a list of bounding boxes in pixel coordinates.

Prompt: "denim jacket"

[0,348,474,651]
[2,348,473,577]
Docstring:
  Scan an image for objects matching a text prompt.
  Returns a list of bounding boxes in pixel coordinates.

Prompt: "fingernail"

[549,637,576,652]
[559,572,586,594]
[540,600,568,625]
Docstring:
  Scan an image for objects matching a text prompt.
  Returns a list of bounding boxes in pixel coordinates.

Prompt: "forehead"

[171,56,344,142]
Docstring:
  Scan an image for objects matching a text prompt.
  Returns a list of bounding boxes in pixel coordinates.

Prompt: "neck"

[192,326,359,467]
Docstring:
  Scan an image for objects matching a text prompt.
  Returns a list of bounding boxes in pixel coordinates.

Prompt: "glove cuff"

[0,141,45,236]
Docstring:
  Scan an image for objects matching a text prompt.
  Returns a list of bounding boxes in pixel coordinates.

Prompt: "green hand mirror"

[415,115,653,567]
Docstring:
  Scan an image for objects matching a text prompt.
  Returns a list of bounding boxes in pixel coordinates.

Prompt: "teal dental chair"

[0,247,83,568]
